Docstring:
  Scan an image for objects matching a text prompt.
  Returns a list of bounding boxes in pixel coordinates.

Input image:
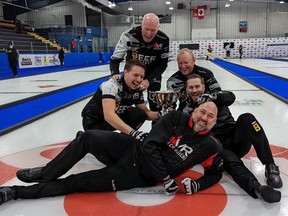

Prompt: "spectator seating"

[0,20,60,53]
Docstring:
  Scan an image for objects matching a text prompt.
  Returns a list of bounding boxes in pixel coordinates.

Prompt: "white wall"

[17,0,86,28]
[112,0,288,44]
[12,0,288,53]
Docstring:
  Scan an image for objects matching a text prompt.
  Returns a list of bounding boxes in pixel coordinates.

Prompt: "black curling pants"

[14,130,156,199]
[217,113,274,198]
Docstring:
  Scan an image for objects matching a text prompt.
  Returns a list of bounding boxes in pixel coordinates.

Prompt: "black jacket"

[167,65,222,110]
[110,25,169,83]
[7,47,19,61]
[82,76,144,120]
[138,111,223,191]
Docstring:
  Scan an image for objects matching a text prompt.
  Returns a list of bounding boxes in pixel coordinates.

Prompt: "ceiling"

[0,0,287,20]
[0,0,149,19]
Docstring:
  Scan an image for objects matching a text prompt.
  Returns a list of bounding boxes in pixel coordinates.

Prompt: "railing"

[2,41,57,53]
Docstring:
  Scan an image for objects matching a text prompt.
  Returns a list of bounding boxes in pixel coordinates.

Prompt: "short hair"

[186,74,204,85]
[177,48,195,61]
[124,59,146,72]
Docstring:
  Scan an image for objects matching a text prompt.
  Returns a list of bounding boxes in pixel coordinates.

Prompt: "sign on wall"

[18,54,60,69]
[239,21,248,32]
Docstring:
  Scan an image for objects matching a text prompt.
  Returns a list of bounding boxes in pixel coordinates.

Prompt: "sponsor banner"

[266,43,288,50]
[18,54,60,69]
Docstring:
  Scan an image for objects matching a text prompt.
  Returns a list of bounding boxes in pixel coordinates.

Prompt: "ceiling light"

[128,6,133,11]
[166,1,171,4]
[108,1,116,8]
[229,0,234,1]
[279,1,284,3]
[169,6,173,10]
[225,2,230,7]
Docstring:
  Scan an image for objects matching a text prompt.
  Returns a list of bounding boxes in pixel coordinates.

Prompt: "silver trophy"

[149,90,179,116]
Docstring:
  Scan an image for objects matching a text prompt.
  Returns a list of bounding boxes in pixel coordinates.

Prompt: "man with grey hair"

[110,13,170,113]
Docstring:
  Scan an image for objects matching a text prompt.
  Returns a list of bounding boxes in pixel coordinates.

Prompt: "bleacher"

[0,19,59,53]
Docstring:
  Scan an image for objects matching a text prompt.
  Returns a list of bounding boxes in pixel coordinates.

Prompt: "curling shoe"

[254,185,281,203]
[265,163,283,188]
[0,187,15,205]
[16,167,44,183]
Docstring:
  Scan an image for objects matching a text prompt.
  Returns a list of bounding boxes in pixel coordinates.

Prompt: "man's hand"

[130,129,148,143]
[140,79,150,91]
[112,74,121,80]
[158,107,174,118]
[197,93,217,105]
[163,178,179,195]
[181,178,200,195]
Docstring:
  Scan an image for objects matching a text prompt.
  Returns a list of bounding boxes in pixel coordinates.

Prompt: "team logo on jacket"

[153,43,164,50]
[168,136,193,160]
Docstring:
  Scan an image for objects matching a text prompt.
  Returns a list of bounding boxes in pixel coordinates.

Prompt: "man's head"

[141,13,160,43]
[186,74,205,102]
[192,101,217,132]
[124,59,146,90]
[177,48,196,77]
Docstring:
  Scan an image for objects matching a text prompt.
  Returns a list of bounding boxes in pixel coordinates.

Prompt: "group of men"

[0,13,282,207]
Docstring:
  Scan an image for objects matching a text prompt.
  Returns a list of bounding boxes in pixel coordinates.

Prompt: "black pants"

[82,107,147,131]
[59,57,64,66]
[9,59,18,76]
[14,130,155,199]
[218,113,274,198]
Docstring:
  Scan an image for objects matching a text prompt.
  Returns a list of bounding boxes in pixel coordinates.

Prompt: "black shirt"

[167,65,222,110]
[110,25,169,83]
[82,76,144,120]
[138,111,223,191]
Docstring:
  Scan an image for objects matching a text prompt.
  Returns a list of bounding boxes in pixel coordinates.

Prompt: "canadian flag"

[192,5,209,19]
[197,5,205,19]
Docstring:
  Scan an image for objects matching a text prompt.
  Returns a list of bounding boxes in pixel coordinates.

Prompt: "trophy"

[149,90,179,116]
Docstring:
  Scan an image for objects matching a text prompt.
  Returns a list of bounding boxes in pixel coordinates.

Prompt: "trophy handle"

[148,91,157,103]
[176,90,187,101]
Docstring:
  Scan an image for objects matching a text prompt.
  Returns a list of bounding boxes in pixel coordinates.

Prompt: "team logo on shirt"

[132,52,157,64]
[153,43,163,50]
[168,136,193,160]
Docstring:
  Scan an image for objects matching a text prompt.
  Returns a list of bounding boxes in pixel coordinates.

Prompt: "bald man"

[167,48,222,111]
[1,102,222,205]
[110,13,169,113]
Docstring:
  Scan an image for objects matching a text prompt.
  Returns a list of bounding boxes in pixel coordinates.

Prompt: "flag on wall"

[197,5,204,19]
[192,5,211,19]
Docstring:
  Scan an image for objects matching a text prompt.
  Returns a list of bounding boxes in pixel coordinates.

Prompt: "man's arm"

[102,98,133,135]
[197,91,236,107]
[197,153,223,191]
[182,153,223,194]
[110,31,130,75]
[213,91,236,106]
[136,103,160,121]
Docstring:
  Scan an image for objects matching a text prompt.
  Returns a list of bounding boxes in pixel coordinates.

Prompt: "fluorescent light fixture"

[128,6,133,11]
[229,0,234,1]
[108,1,116,8]
[169,6,173,10]
[225,2,230,7]
[166,1,171,4]
[279,0,284,3]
